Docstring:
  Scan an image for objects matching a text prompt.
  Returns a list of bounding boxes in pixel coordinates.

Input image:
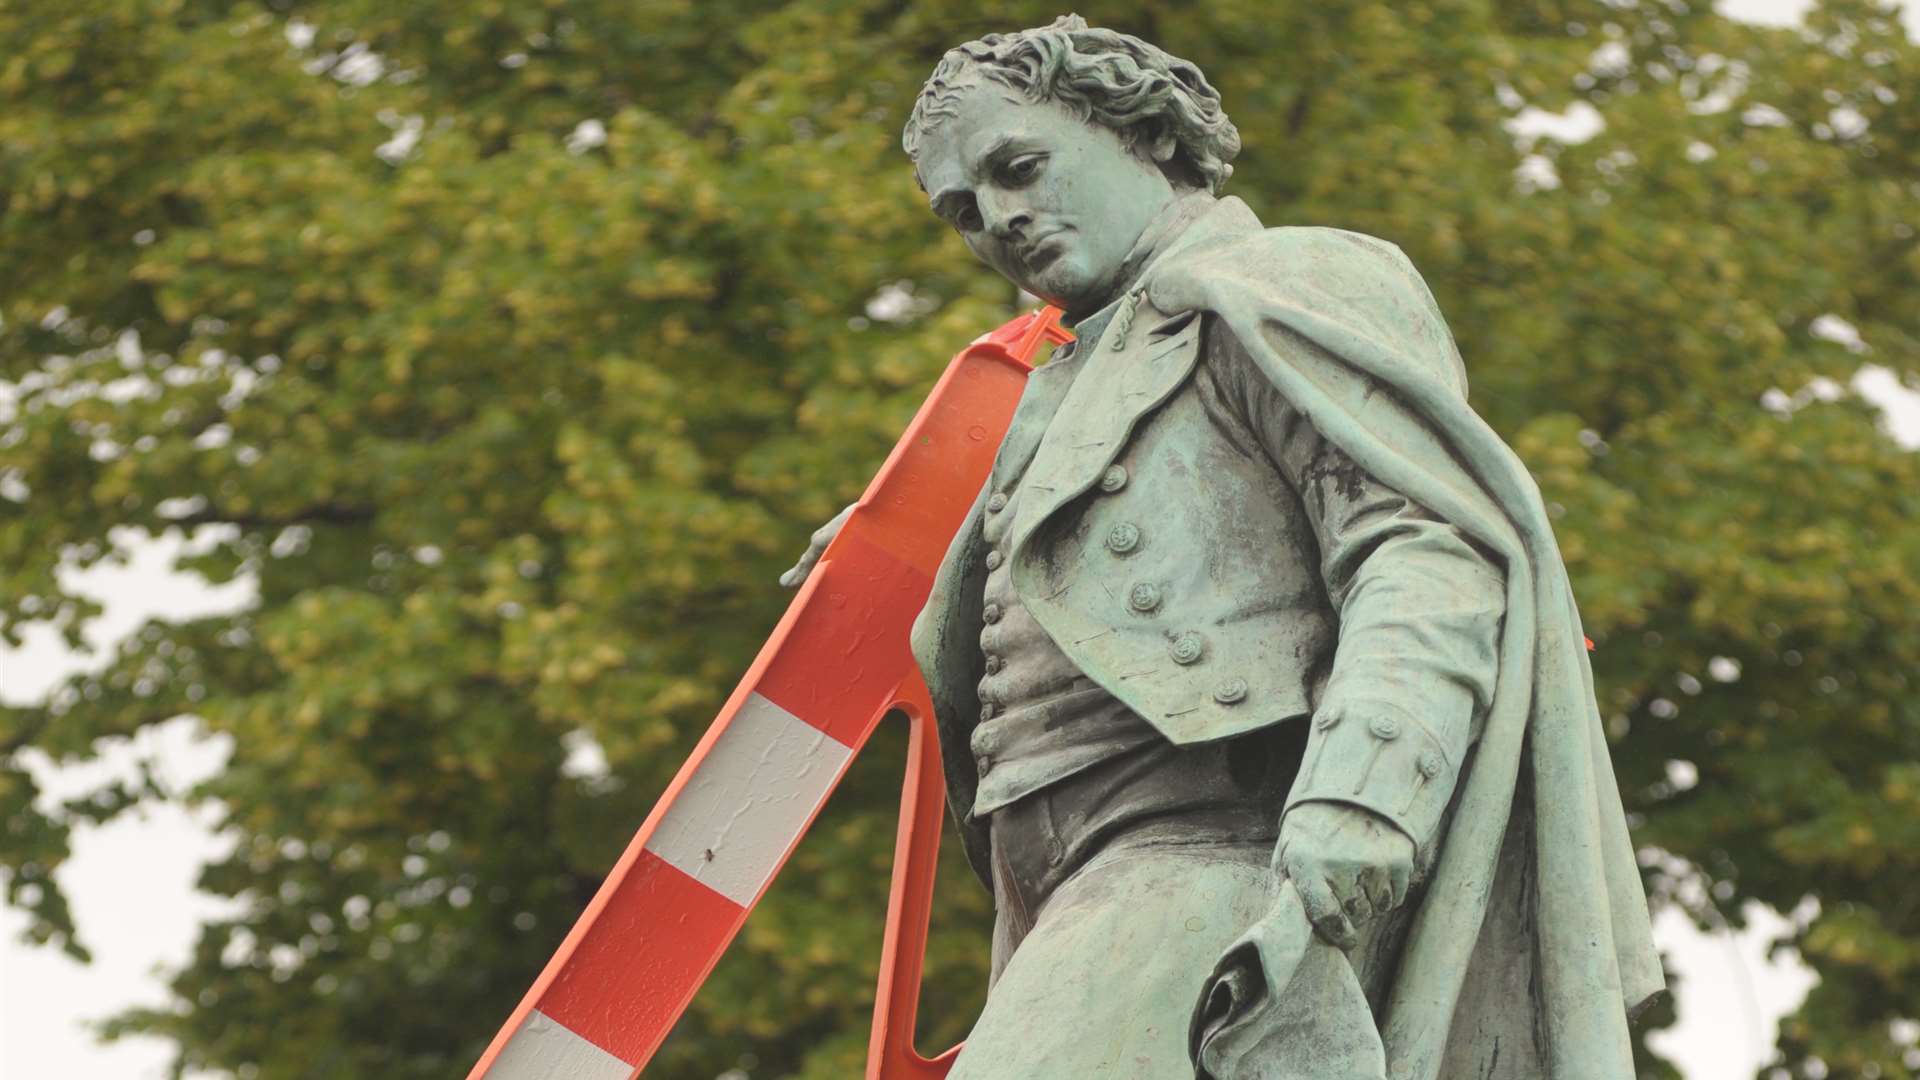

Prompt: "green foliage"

[1,1,1916,1077]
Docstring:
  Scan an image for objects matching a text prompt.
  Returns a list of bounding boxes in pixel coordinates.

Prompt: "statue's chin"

[1023,268,1102,318]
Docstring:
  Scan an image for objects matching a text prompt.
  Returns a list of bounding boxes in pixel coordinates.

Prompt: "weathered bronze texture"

[788,14,1661,1079]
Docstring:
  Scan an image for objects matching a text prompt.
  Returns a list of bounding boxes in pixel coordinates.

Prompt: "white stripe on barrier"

[644,691,854,907]
[487,1010,632,1080]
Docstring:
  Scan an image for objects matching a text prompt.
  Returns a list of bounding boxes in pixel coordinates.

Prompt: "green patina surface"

[890,17,1661,1080]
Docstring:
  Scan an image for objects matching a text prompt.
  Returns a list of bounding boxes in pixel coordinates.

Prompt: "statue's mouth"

[1022,230,1065,271]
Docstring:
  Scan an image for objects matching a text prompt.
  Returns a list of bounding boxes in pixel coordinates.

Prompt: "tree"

[2,1,1916,1076]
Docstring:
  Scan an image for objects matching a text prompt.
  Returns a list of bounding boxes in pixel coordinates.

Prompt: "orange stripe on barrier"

[539,850,744,1065]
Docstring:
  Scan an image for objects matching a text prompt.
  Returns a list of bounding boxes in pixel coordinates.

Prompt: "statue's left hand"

[1273,802,1414,950]
[778,502,857,588]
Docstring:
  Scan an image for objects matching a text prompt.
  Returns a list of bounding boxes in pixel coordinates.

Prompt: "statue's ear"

[1127,117,1177,165]
[1147,125,1179,164]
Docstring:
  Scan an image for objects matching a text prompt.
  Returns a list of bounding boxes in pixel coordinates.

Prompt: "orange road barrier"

[468,308,1071,1080]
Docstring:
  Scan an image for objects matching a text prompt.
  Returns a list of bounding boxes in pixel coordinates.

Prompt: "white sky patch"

[1,533,250,1079]
[1797,313,1920,450]
[1717,0,1920,38]
[300,39,386,87]
[565,119,608,155]
[559,728,612,782]
[1666,759,1701,792]
[376,111,424,165]
[1715,0,1813,26]
[1650,901,1823,1078]
[1,525,255,707]
[1687,55,1753,115]
[1827,105,1869,139]
[1505,100,1607,147]
[1855,366,1920,448]
[864,280,936,325]
[1589,40,1633,78]
[1,759,237,1080]
[1809,313,1867,352]
[1514,153,1563,192]
[330,43,385,87]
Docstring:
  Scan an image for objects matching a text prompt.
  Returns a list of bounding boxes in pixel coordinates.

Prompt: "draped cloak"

[1151,198,1663,1079]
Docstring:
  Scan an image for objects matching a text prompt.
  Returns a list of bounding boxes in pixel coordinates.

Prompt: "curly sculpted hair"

[902,15,1241,195]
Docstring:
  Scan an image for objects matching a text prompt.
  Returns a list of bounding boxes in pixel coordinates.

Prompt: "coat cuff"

[1285,699,1460,858]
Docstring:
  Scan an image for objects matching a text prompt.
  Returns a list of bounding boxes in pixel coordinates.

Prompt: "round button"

[986,492,1008,513]
[1417,749,1444,779]
[1370,715,1402,740]
[985,655,1003,675]
[1169,632,1205,665]
[983,603,1002,625]
[1213,678,1249,705]
[1106,522,1141,555]
[1314,709,1341,731]
[984,550,1004,571]
[1127,582,1162,613]
[1099,464,1129,493]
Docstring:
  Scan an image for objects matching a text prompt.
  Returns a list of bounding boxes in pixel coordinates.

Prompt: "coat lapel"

[987,348,1078,495]
[1008,306,1204,557]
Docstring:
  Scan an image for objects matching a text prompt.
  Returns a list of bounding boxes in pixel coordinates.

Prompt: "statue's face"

[916,81,1178,315]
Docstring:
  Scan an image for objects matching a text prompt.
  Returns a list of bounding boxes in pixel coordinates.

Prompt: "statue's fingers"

[1388,859,1413,911]
[1359,866,1394,915]
[784,504,857,588]
[1293,872,1358,950]
[777,553,813,588]
[780,540,831,587]
[1331,870,1373,925]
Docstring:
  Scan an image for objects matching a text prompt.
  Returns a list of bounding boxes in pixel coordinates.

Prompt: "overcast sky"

[5,1,1919,1077]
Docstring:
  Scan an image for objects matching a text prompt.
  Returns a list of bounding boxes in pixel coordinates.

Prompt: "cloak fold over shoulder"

[1144,199,1663,1079]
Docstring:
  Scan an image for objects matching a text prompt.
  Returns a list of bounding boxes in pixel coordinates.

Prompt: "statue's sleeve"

[1208,327,1505,860]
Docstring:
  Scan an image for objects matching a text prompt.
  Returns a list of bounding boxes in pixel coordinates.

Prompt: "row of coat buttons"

[982,488,1006,727]
[978,462,1252,712]
[1098,464,1222,691]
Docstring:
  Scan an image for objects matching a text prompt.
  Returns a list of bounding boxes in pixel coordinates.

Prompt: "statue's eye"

[955,204,984,232]
[1002,154,1044,185]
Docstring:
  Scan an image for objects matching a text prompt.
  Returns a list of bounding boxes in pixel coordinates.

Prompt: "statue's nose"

[979,190,1032,241]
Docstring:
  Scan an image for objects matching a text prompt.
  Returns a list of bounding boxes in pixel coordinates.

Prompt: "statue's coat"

[912,196,1662,1078]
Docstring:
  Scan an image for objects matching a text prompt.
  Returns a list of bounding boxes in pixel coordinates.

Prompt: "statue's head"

[903,15,1240,316]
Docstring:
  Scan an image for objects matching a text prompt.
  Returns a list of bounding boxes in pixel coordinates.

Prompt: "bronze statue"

[786,15,1660,1079]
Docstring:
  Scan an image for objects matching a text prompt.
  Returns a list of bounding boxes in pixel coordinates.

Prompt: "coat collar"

[985,194,1262,499]
[1005,297,1204,556]
[992,195,1264,555]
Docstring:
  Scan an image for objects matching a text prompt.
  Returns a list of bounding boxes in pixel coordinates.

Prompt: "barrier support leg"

[865,676,962,1080]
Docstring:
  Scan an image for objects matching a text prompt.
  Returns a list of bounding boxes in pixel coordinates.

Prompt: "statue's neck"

[1065,189,1216,326]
